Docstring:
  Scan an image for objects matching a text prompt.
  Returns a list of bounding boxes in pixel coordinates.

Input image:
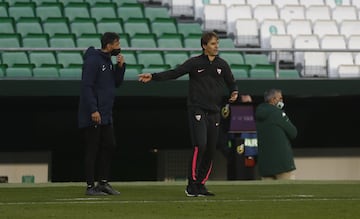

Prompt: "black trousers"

[81,124,116,185]
[187,108,220,185]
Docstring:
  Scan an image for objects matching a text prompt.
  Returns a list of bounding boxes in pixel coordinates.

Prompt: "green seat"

[244,54,270,68]
[76,33,101,48]
[157,33,183,48]
[130,33,157,48]
[0,64,7,77]
[64,2,90,22]
[35,2,63,21]
[61,0,84,5]
[22,33,49,48]
[57,51,83,68]
[231,64,251,79]
[177,74,190,80]
[59,64,82,79]
[90,2,117,22]
[0,17,15,34]
[97,18,123,34]
[219,51,244,65]
[28,51,57,67]
[184,33,202,49]
[33,66,59,78]
[278,69,300,79]
[144,7,170,22]
[119,33,130,48]
[124,64,143,80]
[122,51,137,65]
[142,64,171,73]
[43,17,70,37]
[151,17,177,38]
[32,0,60,6]
[70,17,97,37]
[15,17,43,37]
[177,23,202,38]
[0,2,9,17]
[115,0,138,6]
[8,2,36,20]
[1,51,29,66]
[124,18,150,37]
[137,51,164,67]
[6,64,34,78]
[49,33,76,48]
[87,0,112,6]
[164,51,189,68]
[117,3,144,21]
[220,38,235,48]
[249,66,275,79]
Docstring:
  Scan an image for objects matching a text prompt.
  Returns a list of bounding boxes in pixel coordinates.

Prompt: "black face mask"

[111,48,121,56]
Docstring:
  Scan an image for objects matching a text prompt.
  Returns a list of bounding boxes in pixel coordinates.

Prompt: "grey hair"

[264,88,282,102]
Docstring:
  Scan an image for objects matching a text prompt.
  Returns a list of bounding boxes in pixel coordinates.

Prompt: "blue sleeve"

[114,63,126,87]
[81,56,98,113]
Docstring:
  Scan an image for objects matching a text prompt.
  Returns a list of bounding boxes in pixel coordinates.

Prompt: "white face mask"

[276,101,284,109]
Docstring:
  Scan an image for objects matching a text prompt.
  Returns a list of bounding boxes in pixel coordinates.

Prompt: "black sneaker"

[85,186,107,196]
[198,184,215,196]
[97,182,120,195]
[185,183,198,197]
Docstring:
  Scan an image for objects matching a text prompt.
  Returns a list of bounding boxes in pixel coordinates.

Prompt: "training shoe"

[198,184,215,197]
[185,183,198,197]
[97,182,120,195]
[85,186,107,196]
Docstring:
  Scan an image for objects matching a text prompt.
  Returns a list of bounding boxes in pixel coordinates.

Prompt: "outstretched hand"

[228,91,238,103]
[138,73,152,83]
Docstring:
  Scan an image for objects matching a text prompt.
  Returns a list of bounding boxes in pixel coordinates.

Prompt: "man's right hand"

[138,73,152,83]
[91,111,101,124]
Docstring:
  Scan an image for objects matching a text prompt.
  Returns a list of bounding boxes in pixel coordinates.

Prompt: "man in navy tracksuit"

[139,32,249,196]
[78,32,125,196]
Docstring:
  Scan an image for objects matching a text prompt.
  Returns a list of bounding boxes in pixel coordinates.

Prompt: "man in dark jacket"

[139,32,250,196]
[255,88,297,180]
[78,32,125,195]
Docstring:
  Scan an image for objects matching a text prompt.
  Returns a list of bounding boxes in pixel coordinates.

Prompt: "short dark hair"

[101,32,119,49]
[264,88,282,102]
[201,32,219,50]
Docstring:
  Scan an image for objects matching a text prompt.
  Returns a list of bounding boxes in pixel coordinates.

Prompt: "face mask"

[111,48,121,56]
[276,101,284,109]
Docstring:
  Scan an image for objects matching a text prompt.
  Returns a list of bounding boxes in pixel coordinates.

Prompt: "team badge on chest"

[217,68,222,75]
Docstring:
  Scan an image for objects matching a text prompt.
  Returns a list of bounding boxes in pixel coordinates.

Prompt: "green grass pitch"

[0,180,359,219]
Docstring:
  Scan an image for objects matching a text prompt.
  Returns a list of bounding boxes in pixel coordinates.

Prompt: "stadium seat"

[22,33,49,48]
[234,19,260,47]
[70,18,97,37]
[130,33,157,48]
[278,69,300,78]
[76,33,101,48]
[170,0,194,18]
[123,18,151,37]
[203,4,227,33]
[226,4,252,36]
[42,17,70,37]
[144,7,170,22]
[96,18,124,34]
[253,5,279,24]
[220,0,246,7]
[220,38,235,48]
[151,18,177,38]
[0,17,15,34]
[273,0,299,8]
[337,64,360,78]
[35,2,63,21]
[0,2,9,17]
[260,19,286,49]
[332,6,357,24]
[56,51,83,68]
[28,51,57,67]
[5,64,34,78]
[244,54,270,68]
[177,23,202,38]
[0,33,21,47]
[119,33,130,48]
[321,35,347,49]
[137,51,164,67]
[59,64,82,79]
[247,0,272,7]
[269,35,293,63]
[230,64,250,79]
[163,51,189,68]
[142,64,171,74]
[124,64,143,80]
[325,0,351,8]
[183,33,202,49]
[347,35,360,50]
[117,3,144,21]
[122,51,137,65]
[32,0,60,5]
[299,0,325,7]
[286,19,312,39]
[249,66,275,79]
[313,20,339,39]
[63,2,90,22]
[33,66,59,78]
[8,2,36,20]
[280,5,306,23]
[49,33,76,48]
[61,0,85,5]
[157,33,183,48]
[1,51,29,66]
[90,2,117,22]
[305,6,331,23]
[15,17,43,37]
[328,52,354,78]
[219,51,244,65]
[340,21,360,38]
